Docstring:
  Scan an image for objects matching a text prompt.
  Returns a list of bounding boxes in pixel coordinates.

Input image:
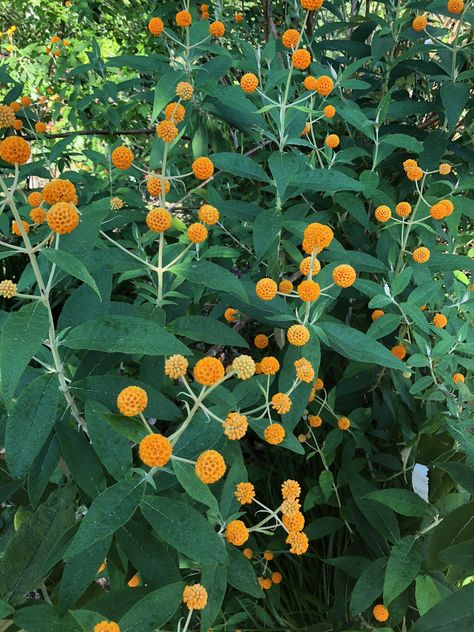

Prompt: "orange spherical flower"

[117,385,148,416]
[240,72,259,93]
[192,156,214,180]
[412,15,428,32]
[243,547,253,559]
[9,101,21,113]
[232,355,256,380]
[194,357,225,385]
[111,146,134,170]
[259,576,272,590]
[226,520,249,546]
[235,481,255,505]
[187,222,208,243]
[338,416,350,430]
[29,207,47,224]
[429,202,446,220]
[148,16,164,36]
[447,0,464,14]
[439,200,454,216]
[47,202,79,234]
[195,449,226,484]
[0,136,31,165]
[271,393,292,415]
[198,203,219,225]
[94,622,120,632]
[287,324,310,346]
[391,344,407,360]
[316,75,334,96]
[272,571,283,584]
[297,279,320,302]
[28,191,43,206]
[254,334,269,349]
[0,104,15,128]
[325,133,340,149]
[278,279,294,294]
[224,308,238,323]
[256,277,278,301]
[439,163,451,175]
[407,166,423,181]
[183,584,208,610]
[21,96,32,107]
[262,550,274,561]
[176,81,194,101]
[283,511,305,532]
[301,0,324,9]
[294,358,315,383]
[164,102,186,124]
[128,574,140,588]
[0,280,17,299]
[282,28,300,49]
[372,309,384,321]
[12,220,29,237]
[264,422,286,445]
[146,176,170,197]
[201,11,209,19]
[139,434,172,467]
[201,4,209,11]
[292,49,311,70]
[412,246,430,263]
[146,208,172,233]
[42,178,77,204]
[332,264,356,288]
[375,205,391,223]
[324,104,336,118]
[301,122,311,137]
[13,119,23,131]
[286,530,309,555]
[308,414,322,428]
[433,313,447,328]
[164,354,189,379]
[395,201,412,217]
[209,20,225,37]
[281,479,301,499]
[373,604,389,623]
[235,12,244,23]
[303,76,318,92]
[224,412,248,440]
[300,256,321,277]
[156,120,178,143]
[452,373,464,384]
[303,222,334,253]
[259,356,280,375]
[176,10,192,27]
[281,497,301,517]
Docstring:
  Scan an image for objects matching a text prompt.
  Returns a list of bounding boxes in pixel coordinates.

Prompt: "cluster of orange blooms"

[45,34,70,57]
[413,1,464,32]
[242,548,283,590]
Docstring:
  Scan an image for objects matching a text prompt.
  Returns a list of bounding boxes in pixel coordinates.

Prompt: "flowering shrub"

[0,1,473,631]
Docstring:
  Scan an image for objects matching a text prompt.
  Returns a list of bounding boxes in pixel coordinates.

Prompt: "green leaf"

[380,133,423,153]
[415,575,446,616]
[211,152,270,182]
[384,536,424,604]
[291,169,363,193]
[142,496,227,565]
[391,268,413,296]
[436,462,474,495]
[226,544,263,598]
[367,314,402,340]
[350,557,386,615]
[365,489,434,518]
[41,249,101,297]
[168,315,248,348]
[117,521,181,587]
[317,322,405,370]
[173,459,220,514]
[13,604,62,632]
[0,487,75,600]
[65,480,145,559]
[63,316,190,356]
[171,260,247,301]
[119,582,183,632]
[152,71,184,122]
[85,401,132,480]
[268,153,299,198]
[6,373,59,480]
[200,565,227,631]
[440,81,469,129]
[0,599,14,618]
[253,208,282,258]
[0,301,49,400]
[319,470,334,501]
[427,501,474,570]
[438,539,474,571]
[410,581,474,632]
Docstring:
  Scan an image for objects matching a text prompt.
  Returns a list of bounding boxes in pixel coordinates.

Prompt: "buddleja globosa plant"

[0,0,472,631]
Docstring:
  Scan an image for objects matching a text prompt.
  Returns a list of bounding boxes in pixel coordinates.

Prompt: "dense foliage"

[0,1,473,631]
